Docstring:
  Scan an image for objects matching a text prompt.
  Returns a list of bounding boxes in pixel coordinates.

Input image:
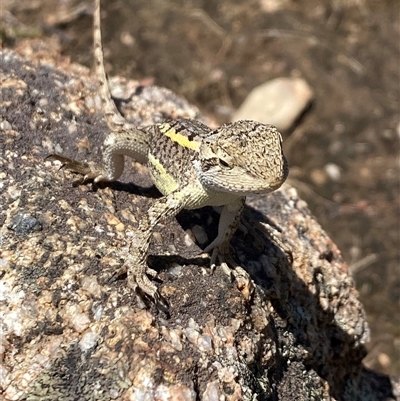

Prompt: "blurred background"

[2,0,399,376]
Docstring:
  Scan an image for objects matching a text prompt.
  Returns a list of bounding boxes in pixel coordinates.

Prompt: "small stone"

[190,224,208,245]
[324,163,341,181]
[170,329,183,351]
[232,77,313,131]
[79,331,98,352]
[81,276,101,297]
[184,327,200,345]
[378,352,391,368]
[153,231,163,244]
[202,380,220,401]
[38,98,48,107]
[0,120,12,130]
[68,102,81,115]
[68,123,77,134]
[120,31,135,47]
[198,334,213,352]
[85,96,95,109]
[109,389,120,399]
[349,246,361,261]
[382,129,394,139]
[184,230,196,247]
[70,312,91,333]
[106,213,122,226]
[310,169,328,186]
[259,0,290,12]
[8,213,42,235]
[115,222,125,232]
[7,186,21,199]
[54,143,63,154]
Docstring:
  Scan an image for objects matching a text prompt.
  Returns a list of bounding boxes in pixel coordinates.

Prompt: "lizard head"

[196,120,288,195]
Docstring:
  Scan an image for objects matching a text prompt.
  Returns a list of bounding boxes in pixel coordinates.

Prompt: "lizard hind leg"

[202,197,254,298]
[47,128,147,186]
[202,197,245,270]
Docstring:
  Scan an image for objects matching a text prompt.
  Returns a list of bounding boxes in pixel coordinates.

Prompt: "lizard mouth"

[197,165,287,195]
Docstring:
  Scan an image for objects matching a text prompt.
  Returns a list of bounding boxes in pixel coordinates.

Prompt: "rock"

[259,0,291,13]
[232,77,313,131]
[0,41,397,401]
[325,163,342,182]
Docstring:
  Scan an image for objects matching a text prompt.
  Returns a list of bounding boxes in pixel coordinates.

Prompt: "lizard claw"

[120,253,169,312]
[153,291,170,314]
[208,242,237,273]
[109,263,169,313]
[108,263,128,284]
[47,154,107,184]
[47,154,91,174]
[204,243,254,300]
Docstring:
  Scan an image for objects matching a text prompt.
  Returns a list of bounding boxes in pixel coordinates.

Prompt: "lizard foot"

[47,154,109,185]
[205,242,255,300]
[111,255,169,312]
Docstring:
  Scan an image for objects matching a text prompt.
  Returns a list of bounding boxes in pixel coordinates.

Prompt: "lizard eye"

[218,158,231,168]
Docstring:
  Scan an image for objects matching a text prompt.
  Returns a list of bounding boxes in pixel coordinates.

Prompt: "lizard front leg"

[202,197,254,298]
[203,197,245,272]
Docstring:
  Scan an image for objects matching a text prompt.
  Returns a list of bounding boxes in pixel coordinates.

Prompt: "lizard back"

[146,118,209,196]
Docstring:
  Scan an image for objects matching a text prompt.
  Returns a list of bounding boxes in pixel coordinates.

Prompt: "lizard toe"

[207,243,254,300]
[48,154,108,184]
[108,264,128,284]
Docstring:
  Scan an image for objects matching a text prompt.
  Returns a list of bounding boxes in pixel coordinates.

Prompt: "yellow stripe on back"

[160,123,200,151]
[148,153,180,195]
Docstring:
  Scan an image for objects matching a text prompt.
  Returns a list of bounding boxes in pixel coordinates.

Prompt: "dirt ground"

[3,0,399,376]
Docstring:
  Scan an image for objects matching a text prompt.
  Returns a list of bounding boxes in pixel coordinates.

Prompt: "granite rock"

[0,41,397,401]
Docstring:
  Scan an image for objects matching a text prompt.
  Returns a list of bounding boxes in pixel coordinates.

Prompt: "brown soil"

[3,0,399,376]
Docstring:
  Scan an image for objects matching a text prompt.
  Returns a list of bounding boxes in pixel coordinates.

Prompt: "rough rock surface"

[0,40,397,401]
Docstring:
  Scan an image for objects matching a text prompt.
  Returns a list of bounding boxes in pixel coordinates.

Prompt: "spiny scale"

[48,0,289,309]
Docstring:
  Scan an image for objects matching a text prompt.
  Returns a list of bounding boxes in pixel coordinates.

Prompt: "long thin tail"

[93,0,126,130]
[93,0,149,156]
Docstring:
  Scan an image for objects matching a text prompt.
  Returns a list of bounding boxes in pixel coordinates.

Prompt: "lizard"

[48,0,289,309]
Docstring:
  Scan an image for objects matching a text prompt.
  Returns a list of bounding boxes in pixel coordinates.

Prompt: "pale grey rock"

[232,77,313,130]
[325,163,342,182]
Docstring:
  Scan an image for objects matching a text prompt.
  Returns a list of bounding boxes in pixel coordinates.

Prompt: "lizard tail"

[93,0,149,155]
[93,0,125,130]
